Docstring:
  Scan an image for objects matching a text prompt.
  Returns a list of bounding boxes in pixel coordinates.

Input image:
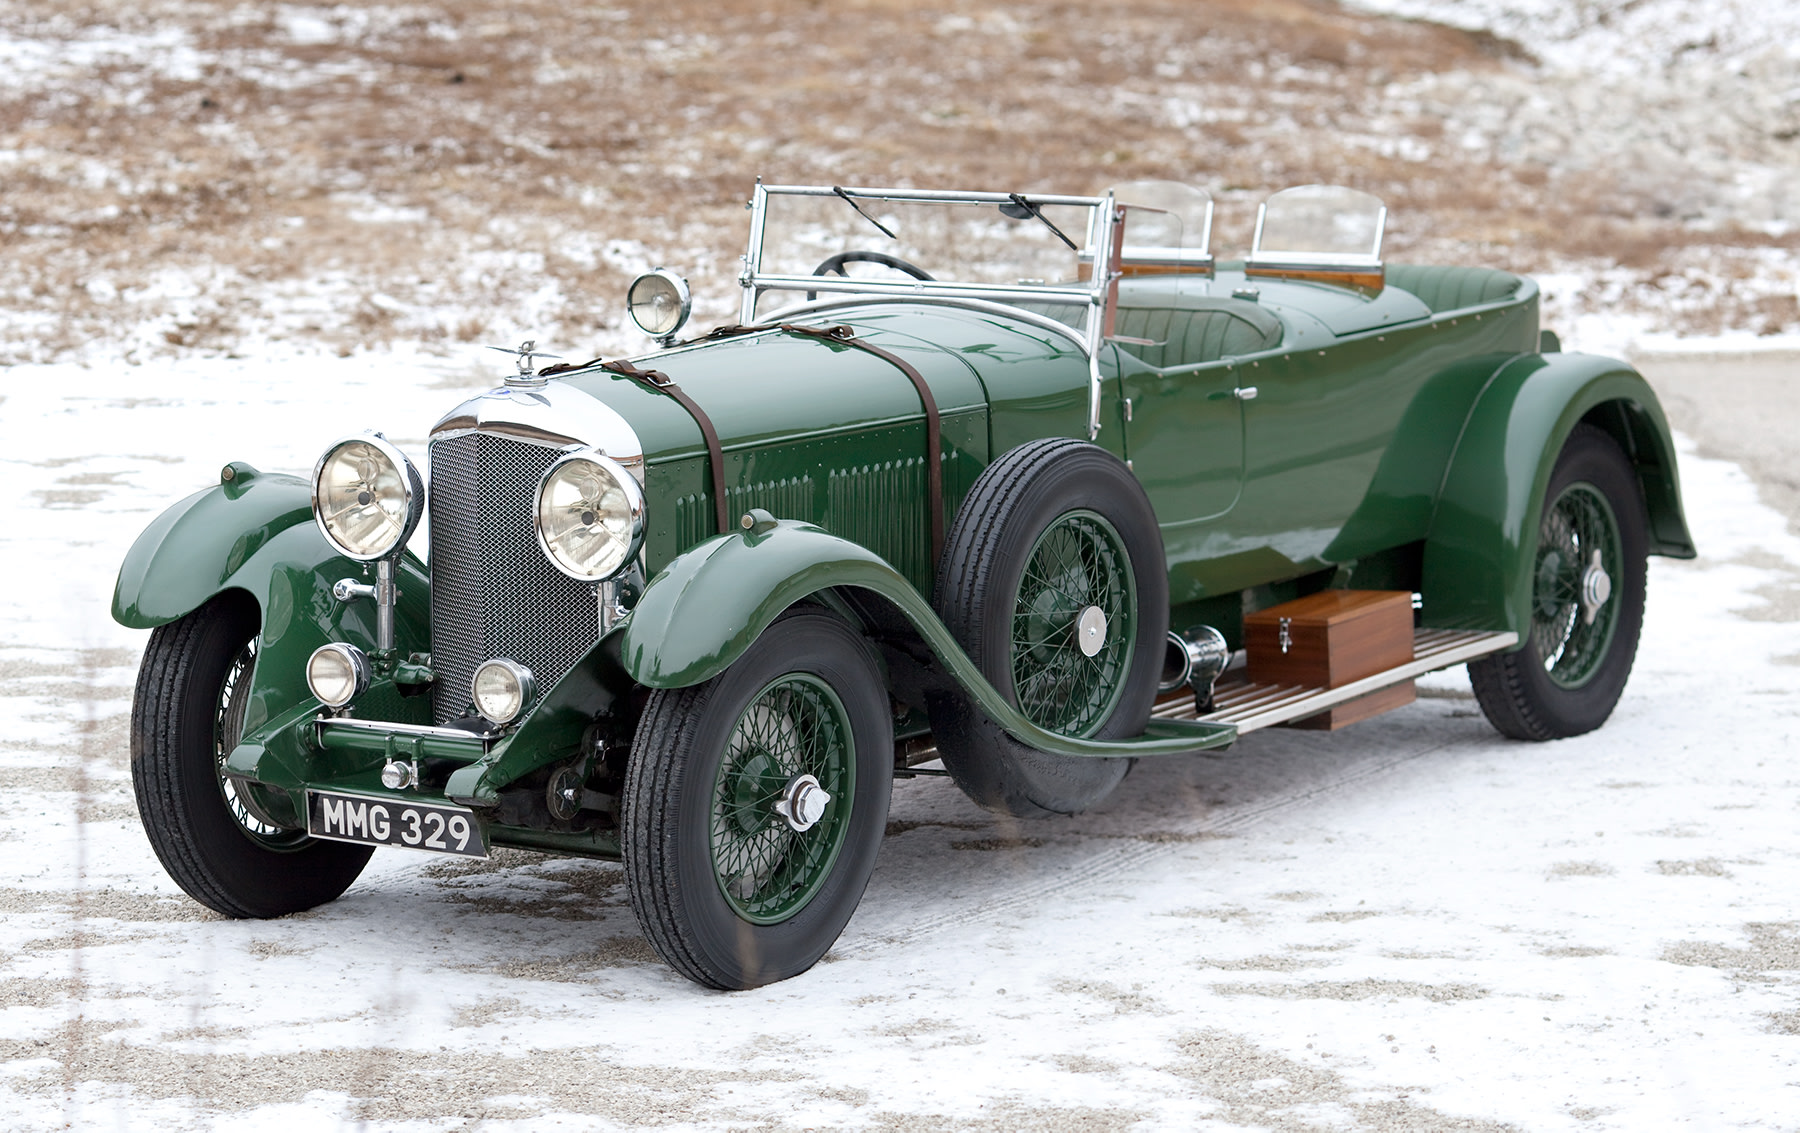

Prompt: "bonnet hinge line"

[596,359,732,536]
[777,323,944,568]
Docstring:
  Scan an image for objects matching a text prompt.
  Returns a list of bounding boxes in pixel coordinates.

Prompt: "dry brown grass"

[1,0,1792,362]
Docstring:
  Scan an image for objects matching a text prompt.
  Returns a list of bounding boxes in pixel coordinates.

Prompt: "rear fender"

[1422,353,1694,636]
[619,514,1232,758]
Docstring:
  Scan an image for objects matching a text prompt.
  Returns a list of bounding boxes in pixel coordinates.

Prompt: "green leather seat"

[1109,300,1284,369]
[1384,264,1523,314]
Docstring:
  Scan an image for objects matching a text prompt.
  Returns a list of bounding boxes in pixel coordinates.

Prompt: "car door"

[1118,348,1246,532]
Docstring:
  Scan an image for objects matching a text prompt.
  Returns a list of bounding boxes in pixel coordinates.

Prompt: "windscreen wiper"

[1001,193,1078,252]
[832,186,897,240]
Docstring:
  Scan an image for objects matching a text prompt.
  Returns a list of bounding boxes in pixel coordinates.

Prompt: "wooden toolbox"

[1243,590,1416,730]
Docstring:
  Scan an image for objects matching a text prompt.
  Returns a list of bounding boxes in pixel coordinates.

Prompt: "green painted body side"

[619,517,1236,757]
[1139,269,1537,603]
[1421,351,1694,634]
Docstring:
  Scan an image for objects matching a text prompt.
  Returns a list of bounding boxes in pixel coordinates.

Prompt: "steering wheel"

[807,251,934,301]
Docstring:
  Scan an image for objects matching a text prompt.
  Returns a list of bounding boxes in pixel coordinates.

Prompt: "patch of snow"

[1346,0,1800,78]
[3,345,1800,1128]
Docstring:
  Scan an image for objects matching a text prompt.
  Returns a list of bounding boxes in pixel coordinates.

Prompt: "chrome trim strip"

[316,717,503,744]
[749,274,1094,305]
[759,184,1109,207]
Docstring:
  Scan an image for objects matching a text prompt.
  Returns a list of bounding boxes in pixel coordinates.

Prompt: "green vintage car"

[115,182,1693,989]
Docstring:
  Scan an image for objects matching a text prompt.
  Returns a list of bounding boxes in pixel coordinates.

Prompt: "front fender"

[113,462,430,737]
[620,516,1232,758]
[114,462,317,629]
[1422,352,1694,636]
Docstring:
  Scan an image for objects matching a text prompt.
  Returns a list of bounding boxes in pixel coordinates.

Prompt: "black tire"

[928,438,1169,818]
[622,612,893,990]
[131,592,372,918]
[1468,424,1648,740]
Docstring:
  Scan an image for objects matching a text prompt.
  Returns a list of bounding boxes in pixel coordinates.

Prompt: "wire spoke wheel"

[1467,424,1648,741]
[1529,482,1622,689]
[929,438,1166,817]
[1008,510,1135,736]
[623,612,892,989]
[709,675,856,925]
[212,638,305,847]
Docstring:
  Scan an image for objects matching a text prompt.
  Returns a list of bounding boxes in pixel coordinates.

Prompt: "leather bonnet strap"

[596,359,731,536]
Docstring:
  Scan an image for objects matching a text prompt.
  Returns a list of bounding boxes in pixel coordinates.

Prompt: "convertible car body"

[116,181,1692,988]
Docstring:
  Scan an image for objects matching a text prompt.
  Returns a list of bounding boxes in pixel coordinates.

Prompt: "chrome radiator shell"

[426,431,598,723]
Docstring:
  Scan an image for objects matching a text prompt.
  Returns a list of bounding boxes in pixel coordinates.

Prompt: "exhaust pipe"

[1159,625,1231,713]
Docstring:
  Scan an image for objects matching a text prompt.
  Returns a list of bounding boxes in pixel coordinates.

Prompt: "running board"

[896,628,1517,769]
[1154,628,1517,735]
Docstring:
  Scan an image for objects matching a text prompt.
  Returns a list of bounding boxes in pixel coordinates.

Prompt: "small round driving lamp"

[626,269,692,342]
[535,450,646,581]
[306,643,372,710]
[311,433,424,561]
[471,659,536,725]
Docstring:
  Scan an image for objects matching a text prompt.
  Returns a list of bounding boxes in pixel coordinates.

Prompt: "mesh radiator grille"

[427,432,597,723]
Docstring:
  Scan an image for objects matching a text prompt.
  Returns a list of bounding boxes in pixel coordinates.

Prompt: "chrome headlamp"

[311,433,424,561]
[535,450,646,581]
[626,269,691,343]
[472,658,536,725]
[306,643,372,709]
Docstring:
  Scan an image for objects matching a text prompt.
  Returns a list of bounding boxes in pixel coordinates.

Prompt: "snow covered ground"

[2,344,1798,1130]
[4,0,1798,1127]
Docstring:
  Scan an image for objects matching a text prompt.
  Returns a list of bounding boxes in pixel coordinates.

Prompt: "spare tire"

[928,438,1168,817]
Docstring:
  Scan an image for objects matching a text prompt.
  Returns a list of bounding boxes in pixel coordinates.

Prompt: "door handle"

[1233,386,1258,401]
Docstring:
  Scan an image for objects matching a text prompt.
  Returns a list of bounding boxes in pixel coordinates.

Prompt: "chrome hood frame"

[430,382,646,482]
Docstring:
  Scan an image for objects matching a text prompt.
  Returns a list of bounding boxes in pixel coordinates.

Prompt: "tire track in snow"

[838,740,1454,956]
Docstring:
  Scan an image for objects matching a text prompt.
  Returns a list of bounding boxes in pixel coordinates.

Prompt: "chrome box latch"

[1278,616,1292,655]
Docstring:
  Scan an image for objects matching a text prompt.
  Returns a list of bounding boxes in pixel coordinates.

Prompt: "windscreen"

[1252,185,1385,262]
[1110,180,1211,264]
[753,191,1096,319]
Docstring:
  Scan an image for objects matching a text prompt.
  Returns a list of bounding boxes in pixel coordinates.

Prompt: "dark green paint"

[1422,351,1693,635]
[117,257,1693,816]
[442,632,635,806]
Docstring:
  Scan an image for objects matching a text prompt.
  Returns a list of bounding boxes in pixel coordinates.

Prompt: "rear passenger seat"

[1383,264,1523,314]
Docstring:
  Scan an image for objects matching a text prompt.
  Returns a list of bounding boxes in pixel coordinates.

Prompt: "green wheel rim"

[1009,509,1136,737]
[709,674,856,925]
[1529,481,1622,689]
[214,638,306,848]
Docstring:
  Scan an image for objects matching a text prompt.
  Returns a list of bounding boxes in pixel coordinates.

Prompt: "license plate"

[306,790,487,858]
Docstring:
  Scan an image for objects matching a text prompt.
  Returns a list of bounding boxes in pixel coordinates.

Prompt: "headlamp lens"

[626,270,691,338]
[472,659,534,724]
[313,437,419,560]
[536,452,645,581]
[306,643,370,709]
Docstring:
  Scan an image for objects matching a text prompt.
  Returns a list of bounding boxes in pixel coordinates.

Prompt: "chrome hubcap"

[772,773,832,833]
[1580,549,1612,625]
[1076,604,1108,658]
